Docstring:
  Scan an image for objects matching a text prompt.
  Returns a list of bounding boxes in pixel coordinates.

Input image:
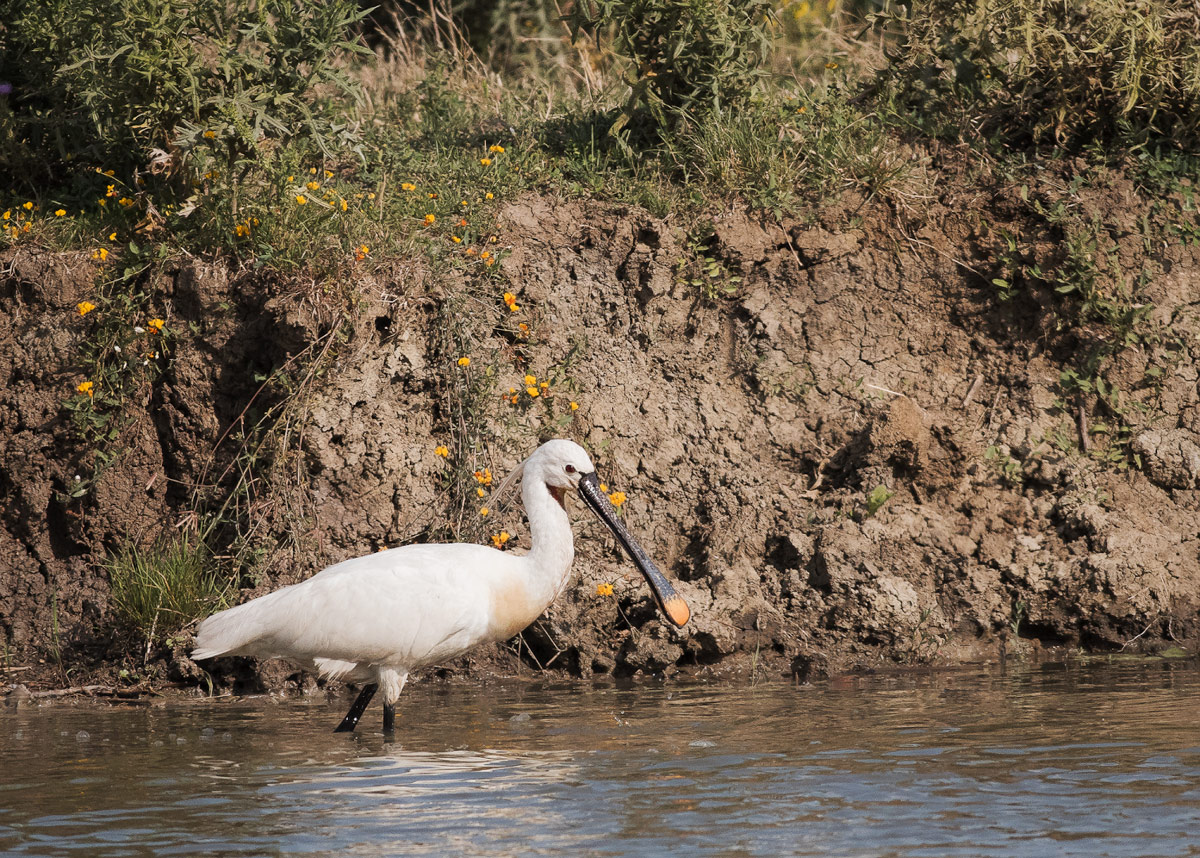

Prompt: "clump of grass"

[875,0,1200,151]
[106,537,229,643]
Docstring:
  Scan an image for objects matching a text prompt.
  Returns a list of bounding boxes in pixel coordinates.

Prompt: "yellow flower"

[503,292,517,306]
[339,199,349,212]
[309,167,318,175]
[355,244,369,261]
[108,232,117,241]
[2,211,8,220]
[368,192,376,200]
[452,236,462,243]
[480,158,492,166]
[401,182,416,191]
[457,356,471,367]
[203,130,216,139]
[539,381,549,389]
[485,192,494,200]
[569,401,579,411]
[118,198,133,207]
[474,468,493,485]
[492,531,511,548]
[427,192,436,199]
[477,487,486,498]
[460,200,468,207]
[287,175,295,182]
[234,223,250,238]
[424,213,436,225]
[324,170,333,178]
[599,483,608,493]
[91,248,109,261]
[77,381,94,397]
[295,195,308,205]
[76,301,97,317]
[22,202,33,210]
[435,445,450,457]
[147,318,165,334]
[480,507,489,517]
[306,180,320,191]
[596,582,614,597]
[524,374,536,386]
[54,209,66,217]
[489,145,505,153]
[608,491,627,507]
[526,386,539,398]
[825,61,838,70]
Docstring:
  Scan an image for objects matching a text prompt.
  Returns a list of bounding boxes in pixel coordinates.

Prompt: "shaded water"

[2,660,1198,857]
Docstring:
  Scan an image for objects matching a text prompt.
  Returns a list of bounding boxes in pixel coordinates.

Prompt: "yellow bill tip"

[663,596,690,628]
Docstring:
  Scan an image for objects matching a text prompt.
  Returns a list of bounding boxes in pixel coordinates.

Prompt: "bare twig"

[1118,617,1157,651]
[1077,404,1090,454]
[961,374,984,409]
[30,685,114,699]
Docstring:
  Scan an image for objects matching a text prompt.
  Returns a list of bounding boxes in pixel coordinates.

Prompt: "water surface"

[2,660,1198,856]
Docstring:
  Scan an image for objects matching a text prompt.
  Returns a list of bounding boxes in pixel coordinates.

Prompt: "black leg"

[383,702,396,735]
[334,683,378,733]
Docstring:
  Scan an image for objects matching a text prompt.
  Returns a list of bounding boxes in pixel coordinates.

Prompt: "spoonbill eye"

[565,464,576,474]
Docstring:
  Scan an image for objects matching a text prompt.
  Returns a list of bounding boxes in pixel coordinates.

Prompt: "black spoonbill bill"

[192,439,689,734]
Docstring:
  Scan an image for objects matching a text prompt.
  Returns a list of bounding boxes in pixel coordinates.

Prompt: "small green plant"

[1010,598,1028,638]
[865,484,895,517]
[106,536,229,644]
[676,227,741,302]
[61,255,175,497]
[984,445,1022,485]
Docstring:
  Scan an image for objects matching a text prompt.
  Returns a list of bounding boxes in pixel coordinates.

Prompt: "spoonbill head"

[192,438,688,734]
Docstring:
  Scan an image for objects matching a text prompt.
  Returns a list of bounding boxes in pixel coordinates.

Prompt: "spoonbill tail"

[192,439,689,734]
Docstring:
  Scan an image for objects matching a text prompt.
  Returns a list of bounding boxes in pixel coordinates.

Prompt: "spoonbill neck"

[522,476,575,588]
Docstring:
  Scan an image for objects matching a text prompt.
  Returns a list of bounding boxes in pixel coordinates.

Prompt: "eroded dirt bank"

[4,170,1200,693]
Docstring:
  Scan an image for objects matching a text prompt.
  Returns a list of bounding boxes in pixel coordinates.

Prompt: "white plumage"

[192,439,688,733]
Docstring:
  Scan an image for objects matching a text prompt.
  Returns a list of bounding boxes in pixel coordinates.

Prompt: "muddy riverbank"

[4,162,1200,693]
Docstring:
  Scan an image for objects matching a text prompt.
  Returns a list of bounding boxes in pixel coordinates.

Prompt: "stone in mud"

[1133,430,1200,489]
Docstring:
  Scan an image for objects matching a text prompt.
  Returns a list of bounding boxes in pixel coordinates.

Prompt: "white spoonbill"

[192,439,689,734]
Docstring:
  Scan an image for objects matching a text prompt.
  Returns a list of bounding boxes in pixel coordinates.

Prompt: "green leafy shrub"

[565,0,774,147]
[0,0,368,189]
[876,0,1200,150]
